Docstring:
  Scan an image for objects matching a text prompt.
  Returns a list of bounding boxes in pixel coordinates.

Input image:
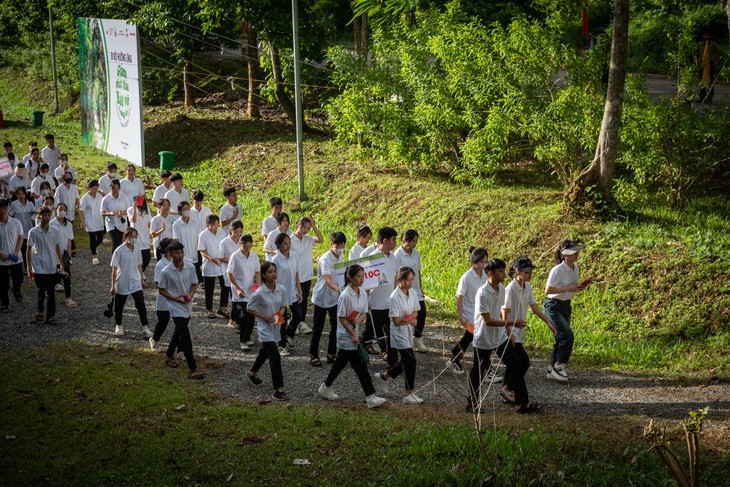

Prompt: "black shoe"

[272,390,289,401]
[12,290,22,303]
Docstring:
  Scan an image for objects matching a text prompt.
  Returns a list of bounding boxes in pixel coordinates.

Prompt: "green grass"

[1,68,729,379]
[3,341,728,486]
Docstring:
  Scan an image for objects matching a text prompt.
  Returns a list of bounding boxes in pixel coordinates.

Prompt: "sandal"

[217,308,231,319]
[365,344,377,355]
[500,390,515,404]
[33,311,44,323]
[207,310,217,319]
[165,357,178,368]
[0,306,8,314]
[46,317,58,326]
[326,354,336,364]
[247,372,263,386]
[310,356,323,367]
[515,403,542,414]
[189,370,205,380]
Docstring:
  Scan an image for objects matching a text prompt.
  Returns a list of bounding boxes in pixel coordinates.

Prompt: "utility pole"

[291,0,306,201]
[49,5,59,114]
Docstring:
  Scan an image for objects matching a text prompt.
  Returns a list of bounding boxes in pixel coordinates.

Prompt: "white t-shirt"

[247,283,289,343]
[54,165,76,182]
[158,261,197,318]
[9,199,35,237]
[389,287,420,350]
[503,280,536,344]
[53,184,80,221]
[197,228,225,277]
[27,224,61,274]
[100,193,130,232]
[79,192,104,232]
[31,174,56,195]
[150,213,175,252]
[264,228,292,262]
[25,159,41,178]
[456,267,488,324]
[218,236,240,286]
[290,233,316,282]
[0,217,24,266]
[152,183,172,205]
[128,207,152,249]
[227,249,260,303]
[273,250,299,304]
[336,285,368,351]
[546,261,580,301]
[98,174,116,195]
[41,145,61,174]
[50,218,73,254]
[395,246,424,300]
[311,250,342,309]
[473,282,508,350]
[261,215,277,237]
[9,175,31,194]
[359,247,398,310]
[164,187,190,216]
[120,177,145,202]
[154,257,172,312]
[172,218,199,264]
[349,242,367,261]
[190,205,213,236]
[219,202,242,234]
[110,244,143,295]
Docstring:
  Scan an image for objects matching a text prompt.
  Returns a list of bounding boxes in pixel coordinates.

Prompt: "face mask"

[58,210,67,219]
[41,172,48,177]
[334,248,344,257]
[108,172,116,178]
[41,190,50,196]
[182,210,190,218]
[64,177,72,184]
[128,238,137,246]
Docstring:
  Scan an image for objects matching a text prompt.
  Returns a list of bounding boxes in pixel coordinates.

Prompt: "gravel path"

[2,242,728,421]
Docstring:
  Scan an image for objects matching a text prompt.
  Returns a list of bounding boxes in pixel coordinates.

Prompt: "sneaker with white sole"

[486,368,503,383]
[411,392,425,404]
[298,322,313,334]
[412,337,428,352]
[548,365,568,382]
[92,257,100,265]
[142,326,153,338]
[449,360,465,375]
[240,342,251,351]
[65,298,78,308]
[403,394,421,405]
[55,283,64,292]
[149,337,158,350]
[286,336,295,350]
[246,340,254,346]
[374,372,389,393]
[318,382,339,401]
[114,325,124,336]
[555,363,568,375]
[278,346,290,357]
[366,394,387,408]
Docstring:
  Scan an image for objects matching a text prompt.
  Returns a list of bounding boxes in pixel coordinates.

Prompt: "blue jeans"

[543,298,574,365]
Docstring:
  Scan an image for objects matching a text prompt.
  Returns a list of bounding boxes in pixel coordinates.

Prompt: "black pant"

[325,348,376,396]
[88,230,104,256]
[451,330,473,361]
[108,229,123,252]
[0,263,23,307]
[280,301,303,347]
[114,290,148,327]
[204,275,229,311]
[385,348,417,390]
[35,273,57,318]
[195,252,203,283]
[363,308,389,354]
[140,248,151,272]
[469,341,528,407]
[155,246,163,261]
[233,302,255,343]
[152,310,171,342]
[309,304,337,357]
[251,341,284,390]
[414,300,426,338]
[167,316,196,371]
[61,263,71,298]
[503,342,530,389]
[300,279,312,322]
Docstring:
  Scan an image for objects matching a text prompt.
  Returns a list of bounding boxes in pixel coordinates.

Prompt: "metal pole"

[291,0,306,201]
[48,5,59,114]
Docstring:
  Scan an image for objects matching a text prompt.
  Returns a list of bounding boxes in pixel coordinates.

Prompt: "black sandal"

[326,354,336,364]
[515,403,542,414]
[500,390,515,404]
[310,356,322,367]
[247,372,262,386]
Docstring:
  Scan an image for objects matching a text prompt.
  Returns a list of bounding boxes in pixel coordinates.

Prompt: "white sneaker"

[278,346,290,357]
[366,394,387,408]
[114,325,124,336]
[92,257,100,265]
[55,283,64,292]
[411,392,424,404]
[555,362,568,375]
[298,322,312,334]
[412,337,428,352]
[318,382,339,401]
[142,326,153,338]
[449,360,465,375]
[548,365,568,382]
[240,342,251,351]
[246,340,254,346]
[149,337,158,350]
[374,372,389,393]
[403,394,421,405]
[486,368,503,383]
[65,298,78,308]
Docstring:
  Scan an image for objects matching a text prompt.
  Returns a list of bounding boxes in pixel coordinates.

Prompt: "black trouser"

[88,230,104,255]
[108,228,123,252]
[233,302,255,343]
[20,238,27,271]
[469,341,528,407]
[155,246,163,261]
[152,310,171,342]
[363,308,389,354]
[195,252,203,283]
[61,263,71,298]
[140,248,151,272]
[167,316,196,371]
[35,273,57,318]
[204,275,229,311]
[451,330,473,362]
[300,279,312,322]
[325,348,376,396]
[0,263,23,307]
[114,290,148,327]
[385,348,417,390]
[279,301,303,347]
[309,304,337,357]
[503,342,530,389]
[414,300,426,338]
[251,341,284,390]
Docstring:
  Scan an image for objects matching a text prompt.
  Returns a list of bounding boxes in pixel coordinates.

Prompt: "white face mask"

[41,190,51,196]
[182,210,190,218]
[334,248,344,257]
[108,172,116,178]
[57,210,66,219]
[128,238,137,246]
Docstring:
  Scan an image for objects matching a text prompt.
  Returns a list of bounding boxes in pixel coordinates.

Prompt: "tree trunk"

[724,1,730,42]
[563,0,630,211]
[246,27,261,118]
[354,13,369,58]
[183,62,191,107]
[268,42,308,130]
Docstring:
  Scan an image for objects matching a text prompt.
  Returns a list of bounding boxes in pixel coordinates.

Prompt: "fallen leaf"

[226,472,234,482]
[293,459,311,466]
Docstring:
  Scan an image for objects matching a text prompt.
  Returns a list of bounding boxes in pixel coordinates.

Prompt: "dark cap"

[512,256,535,272]
[559,240,584,256]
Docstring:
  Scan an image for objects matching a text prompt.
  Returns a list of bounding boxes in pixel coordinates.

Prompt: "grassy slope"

[1,70,728,379]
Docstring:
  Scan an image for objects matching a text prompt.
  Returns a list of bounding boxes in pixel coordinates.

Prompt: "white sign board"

[0,158,12,178]
[334,252,391,291]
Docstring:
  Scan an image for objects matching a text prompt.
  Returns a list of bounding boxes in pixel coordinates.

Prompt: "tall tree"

[563,0,630,211]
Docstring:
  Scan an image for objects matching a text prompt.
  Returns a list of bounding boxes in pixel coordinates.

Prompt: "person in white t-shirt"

[30,163,56,198]
[227,232,261,350]
[100,179,129,251]
[308,232,345,367]
[53,170,80,222]
[290,216,324,332]
[263,212,292,262]
[9,163,32,199]
[219,220,243,328]
[373,266,423,405]
[53,153,76,183]
[9,187,34,269]
[50,203,77,308]
[149,238,174,351]
[260,196,282,237]
[219,187,242,235]
[198,214,229,319]
[120,164,145,203]
[78,180,105,265]
[543,240,592,382]
[164,173,189,218]
[151,170,172,208]
[41,134,61,175]
[22,141,37,165]
[190,190,213,282]
[150,198,175,260]
[110,227,151,338]
[0,198,25,313]
[26,206,64,325]
[98,162,118,196]
[25,147,43,179]
[172,201,198,268]
[128,196,153,272]
[395,229,427,352]
[3,142,17,167]
[272,233,302,356]
[317,264,387,409]
[349,224,372,261]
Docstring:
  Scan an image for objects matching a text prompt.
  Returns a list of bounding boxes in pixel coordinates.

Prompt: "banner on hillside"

[0,158,12,178]
[79,18,145,166]
[334,252,391,292]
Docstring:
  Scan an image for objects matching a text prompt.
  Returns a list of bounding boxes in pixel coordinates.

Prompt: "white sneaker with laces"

[548,364,568,382]
[449,360,465,375]
[92,257,100,265]
[114,325,124,336]
[318,382,339,400]
[403,394,421,405]
[411,392,424,404]
[298,322,313,334]
[142,326,153,338]
[486,369,503,383]
[55,283,64,292]
[366,394,387,408]
[412,337,428,352]
[374,372,389,393]
[278,346,291,357]
[65,298,78,308]
[240,342,251,351]
[149,337,158,350]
